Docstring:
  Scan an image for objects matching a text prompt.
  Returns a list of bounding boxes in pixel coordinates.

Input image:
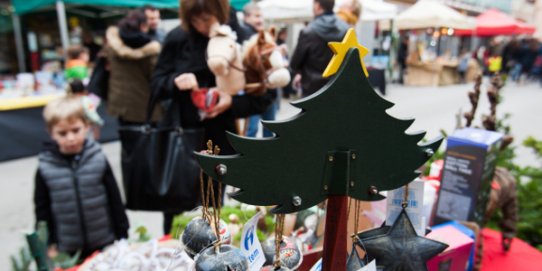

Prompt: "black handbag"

[119,97,205,212]
[87,56,109,101]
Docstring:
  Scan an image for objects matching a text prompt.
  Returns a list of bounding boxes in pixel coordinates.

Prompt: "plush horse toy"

[242,28,291,95]
[206,23,246,95]
[206,24,290,96]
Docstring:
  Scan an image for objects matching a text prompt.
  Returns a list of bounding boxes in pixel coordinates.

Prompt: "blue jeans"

[510,64,522,82]
[247,101,277,138]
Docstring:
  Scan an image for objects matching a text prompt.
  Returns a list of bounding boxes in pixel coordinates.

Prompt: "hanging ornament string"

[347,197,353,226]
[200,140,223,251]
[354,200,362,234]
[199,140,216,222]
[349,199,362,240]
[208,144,222,251]
[402,183,410,209]
[274,214,285,269]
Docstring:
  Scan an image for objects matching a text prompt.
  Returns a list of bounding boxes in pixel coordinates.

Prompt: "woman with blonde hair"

[336,0,362,26]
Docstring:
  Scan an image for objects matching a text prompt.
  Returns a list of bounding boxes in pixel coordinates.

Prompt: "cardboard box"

[427,224,475,271]
[433,128,502,225]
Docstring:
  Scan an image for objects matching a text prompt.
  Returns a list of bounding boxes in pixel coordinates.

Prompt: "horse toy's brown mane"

[242,27,279,95]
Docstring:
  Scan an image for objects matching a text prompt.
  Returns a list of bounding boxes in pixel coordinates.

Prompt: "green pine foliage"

[9,221,81,271]
[10,247,32,271]
[515,137,542,250]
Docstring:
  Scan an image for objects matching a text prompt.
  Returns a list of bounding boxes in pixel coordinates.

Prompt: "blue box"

[434,128,503,225]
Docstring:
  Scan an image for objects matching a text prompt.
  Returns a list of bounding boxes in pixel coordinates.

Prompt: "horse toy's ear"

[257,31,267,46]
[268,26,277,40]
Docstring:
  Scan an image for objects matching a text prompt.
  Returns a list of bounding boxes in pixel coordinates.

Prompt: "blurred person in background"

[82,31,101,63]
[397,36,409,84]
[336,0,361,26]
[64,45,89,81]
[242,2,263,38]
[151,0,273,233]
[105,9,162,131]
[290,0,349,97]
[242,3,278,138]
[143,5,166,43]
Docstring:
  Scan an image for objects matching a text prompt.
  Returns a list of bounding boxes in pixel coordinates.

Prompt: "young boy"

[65,45,90,81]
[34,96,128,258]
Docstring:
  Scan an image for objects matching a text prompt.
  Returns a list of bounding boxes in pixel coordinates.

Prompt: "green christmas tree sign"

[196,29,442,214]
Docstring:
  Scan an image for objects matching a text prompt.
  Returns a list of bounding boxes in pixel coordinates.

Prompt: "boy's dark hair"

[67,45,89,60]
[69,79,86,95]
[118,9,147,32]
[180,0,230,32]
[315,0,335,13]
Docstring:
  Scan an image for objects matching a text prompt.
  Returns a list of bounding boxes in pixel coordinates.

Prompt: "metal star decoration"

[356,208,448,271]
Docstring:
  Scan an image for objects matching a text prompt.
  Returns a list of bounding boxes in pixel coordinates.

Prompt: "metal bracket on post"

[322,150,357,196]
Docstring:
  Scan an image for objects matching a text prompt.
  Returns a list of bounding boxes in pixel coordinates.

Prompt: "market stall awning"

[455,9,536,36]
[12,0,250,15]
[360,0,398,21]
[258,0,398,22]
[395,0,474,30]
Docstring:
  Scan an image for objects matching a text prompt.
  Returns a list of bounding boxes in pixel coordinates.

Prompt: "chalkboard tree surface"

[196,28,442,270]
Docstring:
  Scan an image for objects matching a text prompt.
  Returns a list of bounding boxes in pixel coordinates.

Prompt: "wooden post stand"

[322,195,349,271]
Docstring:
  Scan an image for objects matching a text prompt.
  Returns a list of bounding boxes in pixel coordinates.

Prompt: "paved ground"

[1,80,541,268]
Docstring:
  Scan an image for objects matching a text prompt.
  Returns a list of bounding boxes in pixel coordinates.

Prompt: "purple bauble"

[195,245,249,271]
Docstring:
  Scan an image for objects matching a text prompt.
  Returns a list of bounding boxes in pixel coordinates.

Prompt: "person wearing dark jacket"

[35,96,129,259]
[105,9,162,125]
[241,2,262,39]
[151,0,273,234]
[242,2,279,138]
[290,0,349,97]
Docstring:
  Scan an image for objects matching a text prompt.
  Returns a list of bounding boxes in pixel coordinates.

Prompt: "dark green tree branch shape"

[196,48,442,214]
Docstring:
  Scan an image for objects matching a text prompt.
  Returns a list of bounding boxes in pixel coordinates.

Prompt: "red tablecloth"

[481,228,542,271]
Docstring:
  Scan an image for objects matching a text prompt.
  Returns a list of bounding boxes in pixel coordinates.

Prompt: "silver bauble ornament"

[181,217,231,257]
[195,245,249,271]
[261,237,303,270]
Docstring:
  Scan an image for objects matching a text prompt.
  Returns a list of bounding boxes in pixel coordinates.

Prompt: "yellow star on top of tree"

[322,28,369,78]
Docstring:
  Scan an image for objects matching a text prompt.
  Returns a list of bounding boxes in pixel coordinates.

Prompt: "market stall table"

[405,60,480,86]
[0,94,118,162]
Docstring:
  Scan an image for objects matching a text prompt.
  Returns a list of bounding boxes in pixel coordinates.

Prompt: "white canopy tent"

[258,0,398,23]
[395,0,474,30]
[359,0,398,21]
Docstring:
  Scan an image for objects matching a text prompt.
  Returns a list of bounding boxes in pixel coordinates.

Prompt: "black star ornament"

[356,208,448,271]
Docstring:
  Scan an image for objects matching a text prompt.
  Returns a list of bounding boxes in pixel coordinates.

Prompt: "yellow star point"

[322,28,369,78]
